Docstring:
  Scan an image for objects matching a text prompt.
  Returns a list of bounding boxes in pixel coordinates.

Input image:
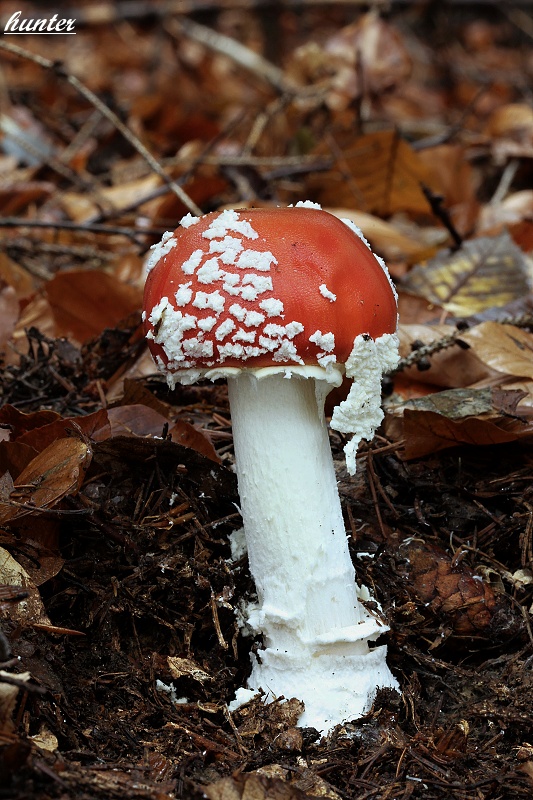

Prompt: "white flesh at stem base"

[227,371,398,732]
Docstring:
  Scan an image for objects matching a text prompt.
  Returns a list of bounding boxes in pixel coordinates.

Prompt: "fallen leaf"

[13,410,110,452]
[60,173,161,222]
[0,671,32,734]
[484,103,533,163]
[204,773,312,800]
[28,725,58,753]
[167,656,212,684]
[0,406,62,441]
[403,232,532,315]
[0,437,92,524]
[46,270,142,343]
[478,190,533,232]
[328,207,433,263]
[401,406,530,459]
[460,322,533,379]
[0,548,49,625]
[106,404,220,462]
[313,130,438,216]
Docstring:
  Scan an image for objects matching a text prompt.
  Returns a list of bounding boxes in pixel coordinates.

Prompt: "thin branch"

[392,315,533,374]
[0,217,165,241]
[0,39,202,217]
[167,16,294,95]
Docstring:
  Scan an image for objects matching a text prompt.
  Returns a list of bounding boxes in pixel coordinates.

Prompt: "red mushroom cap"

[143,207,397,374]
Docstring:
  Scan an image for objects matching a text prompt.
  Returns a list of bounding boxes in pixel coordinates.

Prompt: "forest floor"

[2,2,533,798]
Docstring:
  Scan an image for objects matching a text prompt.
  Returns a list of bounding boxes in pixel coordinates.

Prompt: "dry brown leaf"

[11,294,58,357]
[0,438,92,524]
[258,766,341,800]
[0,252,35,298]
[0,442,38,482]
[328,208,432,263]
[288,12,410,111]
[0,405,62,441]
[460,322,533,379]
[107,404,220,462]
[403,232,532,315]
[0,548,49,625]
[0,670,32,734]
[46,270,142,343]
[417,144,480,236]
[6,411,110,454]
[120,379,174,418]
[60,173,161,222]
[0,181,54,216]
[324,12,411,101]
[167,656,212,684]
[168,420,220,463]
[401,408,524,459]
[313,130,438,216]
[204,772,313,800]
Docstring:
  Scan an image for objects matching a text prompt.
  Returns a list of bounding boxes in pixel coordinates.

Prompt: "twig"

[392,330,462,374]
[421,184,463,249]
[167,16,294,95]
[392,314,533,374]
[0,217,165,241]
[490,159,519,205]
[0,39,202,217]
[166,15,330,105]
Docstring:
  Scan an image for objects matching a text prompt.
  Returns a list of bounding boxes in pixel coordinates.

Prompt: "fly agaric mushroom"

[142,203,399,732]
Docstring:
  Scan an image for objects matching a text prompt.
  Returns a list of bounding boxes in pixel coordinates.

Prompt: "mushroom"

[142,203,400,732]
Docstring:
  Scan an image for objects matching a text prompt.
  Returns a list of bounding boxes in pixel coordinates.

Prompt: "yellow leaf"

[403,232,531,315]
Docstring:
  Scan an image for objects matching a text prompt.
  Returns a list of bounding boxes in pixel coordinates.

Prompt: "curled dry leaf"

[403,232,532,316]
[0,405,62,441]
[0,437,92,524]
[15,410,110,451]
[0,548,50,626]
[167,656,212,684]
[0,671,32,734]
[288,12,411,111]
[459,322,533,379]
[107,405,220,463]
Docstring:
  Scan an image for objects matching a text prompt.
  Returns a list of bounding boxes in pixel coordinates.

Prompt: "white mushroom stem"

[227,371,397,732]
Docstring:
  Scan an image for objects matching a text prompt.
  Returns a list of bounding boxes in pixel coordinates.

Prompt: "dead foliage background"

[1,1,533,798]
